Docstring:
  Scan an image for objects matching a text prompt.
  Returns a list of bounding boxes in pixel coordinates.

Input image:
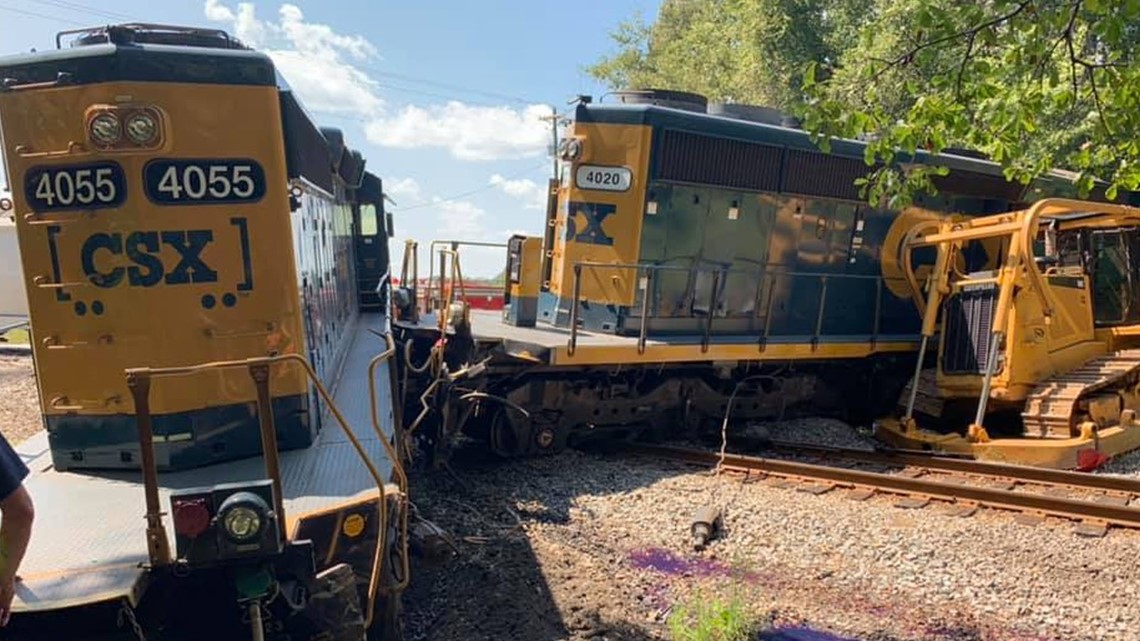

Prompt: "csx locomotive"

[389,89,1123,465]
[1,23,405,641]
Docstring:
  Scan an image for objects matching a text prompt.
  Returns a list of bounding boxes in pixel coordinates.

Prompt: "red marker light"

[173,498,211,539]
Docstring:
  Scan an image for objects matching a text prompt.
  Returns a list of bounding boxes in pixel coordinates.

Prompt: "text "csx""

[82,229,217,288]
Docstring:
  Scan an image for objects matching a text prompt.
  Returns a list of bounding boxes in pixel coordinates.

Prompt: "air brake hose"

[404,337,439,375]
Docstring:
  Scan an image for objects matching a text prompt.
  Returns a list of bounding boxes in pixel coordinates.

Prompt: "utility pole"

[539,105,560,181]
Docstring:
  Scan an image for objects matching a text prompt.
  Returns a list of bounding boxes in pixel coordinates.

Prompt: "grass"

[0,328,29,345]
[667,590,758,641]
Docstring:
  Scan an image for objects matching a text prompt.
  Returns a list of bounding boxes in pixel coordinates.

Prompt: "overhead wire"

[394,161,552,212]
[25,0,131,20]
[0,3,87,26]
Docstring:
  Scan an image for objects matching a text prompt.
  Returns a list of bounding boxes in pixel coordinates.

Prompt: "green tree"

[801,0,1140,205]
[587,0,872,111]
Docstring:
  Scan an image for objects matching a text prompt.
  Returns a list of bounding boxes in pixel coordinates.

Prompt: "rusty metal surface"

[1022,349,1140,436]
[630,444,1140,531]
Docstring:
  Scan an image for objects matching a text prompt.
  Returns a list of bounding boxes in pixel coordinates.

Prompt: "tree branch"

[871,0,1033,80]
[1085,65,1115,138]
[954,31,977,100]
[1065,0,1081,111]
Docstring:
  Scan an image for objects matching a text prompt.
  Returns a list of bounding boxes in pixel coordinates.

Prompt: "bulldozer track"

[1022,349,1140,437]
[629,443,1140,536]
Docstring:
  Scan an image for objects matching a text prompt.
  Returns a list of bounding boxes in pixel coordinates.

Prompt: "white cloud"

[204,1,551,162]
[366,103,552,161]
[489,174,547,210]
[435,199,486,239]
[205,1,383,116]
[384,177,422,203]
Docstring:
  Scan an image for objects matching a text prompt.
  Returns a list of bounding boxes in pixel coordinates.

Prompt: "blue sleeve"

[0,435,29,502]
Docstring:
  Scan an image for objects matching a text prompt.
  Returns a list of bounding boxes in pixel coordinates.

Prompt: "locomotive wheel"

[489,408,522,457]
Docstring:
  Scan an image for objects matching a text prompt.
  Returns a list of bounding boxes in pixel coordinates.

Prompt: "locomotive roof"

[574,102,1106,196]
[0,25,277,88]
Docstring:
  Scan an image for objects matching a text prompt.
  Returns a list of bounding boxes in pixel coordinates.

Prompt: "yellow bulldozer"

[874,198,1140,469]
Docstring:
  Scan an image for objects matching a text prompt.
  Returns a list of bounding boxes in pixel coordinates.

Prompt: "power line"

[366,68,534,106]
[395,161,550,212]
[0,3,87,26]
[26,0,131,20]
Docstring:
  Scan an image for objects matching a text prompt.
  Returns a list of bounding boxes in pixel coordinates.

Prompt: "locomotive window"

[360,204,378,236]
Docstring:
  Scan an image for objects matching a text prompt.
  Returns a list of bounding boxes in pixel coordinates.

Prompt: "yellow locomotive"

[390,90,1115,466]
[1,23,406,640]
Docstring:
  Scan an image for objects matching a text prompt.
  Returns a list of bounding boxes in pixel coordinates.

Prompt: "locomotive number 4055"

[24,162,127,212]
[144,159,267,205]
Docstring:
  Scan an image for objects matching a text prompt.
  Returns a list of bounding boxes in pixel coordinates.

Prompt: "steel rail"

[763,440,1140,495]
[630,444,1140,530]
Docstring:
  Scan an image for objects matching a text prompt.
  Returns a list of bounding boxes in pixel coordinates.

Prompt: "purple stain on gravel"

[629,548,723,577]
[760,626,863,641]
[628,547,767,583]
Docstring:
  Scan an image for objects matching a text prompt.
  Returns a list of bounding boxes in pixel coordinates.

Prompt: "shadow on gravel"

[401,444,686,641]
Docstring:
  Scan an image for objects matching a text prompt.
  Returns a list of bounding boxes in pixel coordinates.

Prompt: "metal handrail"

[423,239,507,314]
[125,347,404,628]
[367,333,411,594]
[565,261,911,355]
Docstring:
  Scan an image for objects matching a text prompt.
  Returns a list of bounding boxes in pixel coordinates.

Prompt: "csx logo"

[564,201,615,246]
[81,229,217,288]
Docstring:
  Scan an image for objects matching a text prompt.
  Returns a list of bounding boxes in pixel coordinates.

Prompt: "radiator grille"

[782,149,868,201]
[941,283,998,374]
[652,128,1028,204]
[655,130,782,192]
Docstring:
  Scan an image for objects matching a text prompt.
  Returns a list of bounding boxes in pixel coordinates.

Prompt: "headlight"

[124,112,158,145]
[217,491,270,543]
[223,507,262,540]
[89,113,121,146]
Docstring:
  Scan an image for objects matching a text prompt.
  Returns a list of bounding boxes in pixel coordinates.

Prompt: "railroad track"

[628,443,1140,537]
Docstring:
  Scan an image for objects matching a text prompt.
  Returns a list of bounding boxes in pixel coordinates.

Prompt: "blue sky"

[0,0,661,276]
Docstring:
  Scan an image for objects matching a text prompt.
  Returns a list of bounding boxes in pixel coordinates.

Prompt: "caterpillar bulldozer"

[874,198,1140,469]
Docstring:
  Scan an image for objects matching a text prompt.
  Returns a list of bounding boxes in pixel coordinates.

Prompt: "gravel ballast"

[404,445,1140,641]
[0,351,42,446]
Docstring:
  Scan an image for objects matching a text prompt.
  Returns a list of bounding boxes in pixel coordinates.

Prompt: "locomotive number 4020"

[144,159,267,205]
[575,165,631,192]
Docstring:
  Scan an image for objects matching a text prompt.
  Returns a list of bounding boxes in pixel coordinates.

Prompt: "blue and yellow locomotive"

[1,23,405,641]
[390,89,1121,463]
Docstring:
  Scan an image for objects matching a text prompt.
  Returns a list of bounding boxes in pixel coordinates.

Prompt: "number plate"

[23,162,127,212]
[574,165,632,192]
[144,159,267,205]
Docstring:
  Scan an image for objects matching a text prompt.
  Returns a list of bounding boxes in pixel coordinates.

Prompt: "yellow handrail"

[368,332,410,594]
[125,345,406,628]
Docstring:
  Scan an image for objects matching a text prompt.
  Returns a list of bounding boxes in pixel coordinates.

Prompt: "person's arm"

[0,437,32,627]
[0,484,33,581]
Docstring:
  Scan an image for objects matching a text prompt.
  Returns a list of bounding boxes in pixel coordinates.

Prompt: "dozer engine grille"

[942,282,997,374]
